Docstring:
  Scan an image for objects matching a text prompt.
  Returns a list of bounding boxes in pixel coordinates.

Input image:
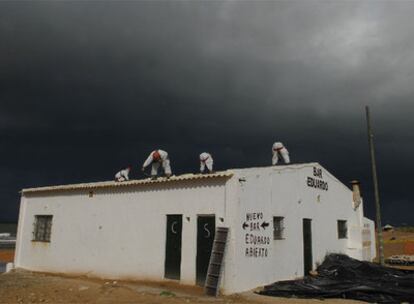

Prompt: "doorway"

[196,215,215,286]
[303,218,313,276]
[164,214,182,280]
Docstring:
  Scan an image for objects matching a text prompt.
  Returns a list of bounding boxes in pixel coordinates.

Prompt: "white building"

[14,163,376,294]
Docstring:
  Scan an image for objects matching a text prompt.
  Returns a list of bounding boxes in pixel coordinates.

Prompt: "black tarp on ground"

[258,254,414,303]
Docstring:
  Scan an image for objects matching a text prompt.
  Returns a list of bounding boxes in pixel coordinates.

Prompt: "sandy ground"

[381,230,414,256]
[0,249,14,263]
[0,269,365,304]
[0,230,412,304]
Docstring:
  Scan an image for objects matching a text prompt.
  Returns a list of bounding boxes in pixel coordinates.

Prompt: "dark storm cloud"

[0,1,413,224]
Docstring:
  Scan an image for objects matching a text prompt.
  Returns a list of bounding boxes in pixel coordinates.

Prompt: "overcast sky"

[1,1,413,225]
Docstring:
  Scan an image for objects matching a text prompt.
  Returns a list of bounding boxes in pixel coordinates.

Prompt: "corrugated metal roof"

[21,171,233,195]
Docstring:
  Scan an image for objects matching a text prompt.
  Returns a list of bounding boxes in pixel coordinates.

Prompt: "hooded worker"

[142,149,172,178]
[200,152,214,173]
[272,142,290,165]
[115,166,131,182]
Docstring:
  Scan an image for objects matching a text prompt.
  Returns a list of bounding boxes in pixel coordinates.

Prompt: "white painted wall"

[362,217,376,261]
[15,179,232,286]
[224,164,372,294]
[15,163,375,295]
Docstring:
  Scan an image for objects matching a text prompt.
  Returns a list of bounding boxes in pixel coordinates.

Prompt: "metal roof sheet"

[21,171,233,195]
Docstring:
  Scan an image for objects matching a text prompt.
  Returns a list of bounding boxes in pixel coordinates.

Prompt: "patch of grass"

[159,290,175,297]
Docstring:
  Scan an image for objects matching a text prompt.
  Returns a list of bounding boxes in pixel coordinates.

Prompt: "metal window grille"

[273,216,285,240]
[337,220,348,239]
[33,215,53,242]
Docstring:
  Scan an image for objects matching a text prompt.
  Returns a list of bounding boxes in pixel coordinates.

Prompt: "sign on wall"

[242,212,271,258]
[306,167,328,191]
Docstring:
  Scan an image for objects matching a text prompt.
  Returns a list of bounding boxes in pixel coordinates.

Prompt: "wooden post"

[365,106,385,265]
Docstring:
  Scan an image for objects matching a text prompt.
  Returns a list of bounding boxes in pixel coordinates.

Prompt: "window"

[33,215,53,242]
[337,220,347,239]
[273,216,285,240]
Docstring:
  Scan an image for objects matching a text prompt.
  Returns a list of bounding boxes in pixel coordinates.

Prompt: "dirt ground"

[381,230,414,256]
[0,269,365,304]
[0,230,413,304]
[0,249,14,263]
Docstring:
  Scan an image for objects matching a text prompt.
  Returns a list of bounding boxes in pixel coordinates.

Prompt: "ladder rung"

[204,227,229,297]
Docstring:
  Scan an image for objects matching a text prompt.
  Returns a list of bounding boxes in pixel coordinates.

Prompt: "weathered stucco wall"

[225,163,372,294]
[15,178,231,286]
[15,164,375,295]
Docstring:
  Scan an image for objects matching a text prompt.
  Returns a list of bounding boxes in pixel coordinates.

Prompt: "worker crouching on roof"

[142,149,172,178]
[115,166,131,182]
[272,142,290,165]
[200,152,214,173]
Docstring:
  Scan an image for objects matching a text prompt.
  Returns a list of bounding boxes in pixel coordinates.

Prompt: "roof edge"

[21,171,234,195]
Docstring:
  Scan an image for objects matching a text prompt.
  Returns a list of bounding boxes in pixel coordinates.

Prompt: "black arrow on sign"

[261,221,269,229]
[242,222,249,230]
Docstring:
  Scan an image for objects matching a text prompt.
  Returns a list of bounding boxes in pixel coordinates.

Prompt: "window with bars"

[33,215,53,242]
[273,216,285,240]
[337,220,348,239]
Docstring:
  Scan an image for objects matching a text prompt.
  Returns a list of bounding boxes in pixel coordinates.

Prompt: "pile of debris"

[386,254,414,266]
[259,254,414,303]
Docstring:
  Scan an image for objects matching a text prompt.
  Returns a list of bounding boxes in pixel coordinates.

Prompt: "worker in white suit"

[142,149,172,178]
[115,166,131,182]
[272,142,290,165]
[200,152,214,173]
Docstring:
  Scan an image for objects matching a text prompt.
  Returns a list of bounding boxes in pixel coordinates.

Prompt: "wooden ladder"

[204,227,229,296]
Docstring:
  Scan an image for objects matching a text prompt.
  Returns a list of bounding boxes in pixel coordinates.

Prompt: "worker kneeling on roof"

[200,152,214,174]
[272,142,290,165]
[142,149,172,178]
[115,166,131,182]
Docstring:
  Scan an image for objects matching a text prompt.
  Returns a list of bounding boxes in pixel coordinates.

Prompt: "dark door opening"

[303,218,313,276]
[164,214,182,280]
[196,215,215,286]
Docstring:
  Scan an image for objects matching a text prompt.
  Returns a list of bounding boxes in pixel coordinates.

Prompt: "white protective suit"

[142,149,172,176]
[272,142,290,165]
[115,167,130,182]
[200,152,214,173]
